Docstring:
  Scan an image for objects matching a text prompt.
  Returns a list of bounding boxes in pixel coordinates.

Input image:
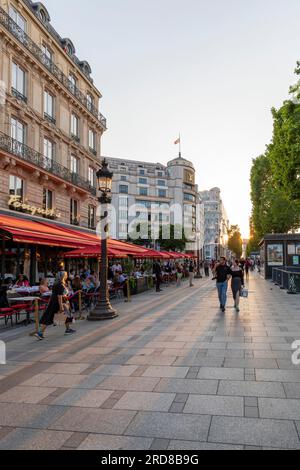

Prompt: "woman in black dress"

[36,271,76,340]
[230,259,244,313]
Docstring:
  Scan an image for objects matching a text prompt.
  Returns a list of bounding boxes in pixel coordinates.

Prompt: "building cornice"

[21,0,101,93]
[0,6,107,129]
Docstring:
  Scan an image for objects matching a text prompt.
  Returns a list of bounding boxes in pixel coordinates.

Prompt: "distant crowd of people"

[1,255,261,340]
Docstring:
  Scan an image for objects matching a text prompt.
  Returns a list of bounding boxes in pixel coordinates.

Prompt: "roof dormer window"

[39,9,46,22]
[61,38,76,57]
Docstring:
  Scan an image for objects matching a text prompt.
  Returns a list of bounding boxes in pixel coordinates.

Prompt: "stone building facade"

[0,0,106,229]
[105,154,203,253]
[199,187,230,260]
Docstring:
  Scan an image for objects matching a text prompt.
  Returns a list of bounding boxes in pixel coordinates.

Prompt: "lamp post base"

[88,301,118,321]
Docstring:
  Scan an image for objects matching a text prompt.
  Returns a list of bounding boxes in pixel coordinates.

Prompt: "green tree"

[268,101,300,201]
[128,223,188,252]
[250,63,300,240]
[250,154,272,240]
[159,224,188,252]
[227,225,242,258]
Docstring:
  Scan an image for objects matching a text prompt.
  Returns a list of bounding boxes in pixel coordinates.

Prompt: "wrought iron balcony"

[0,131,97,196]
[11,87,27,104]
[71,134,80,143]
[0,6,107,130]
[44,113,56,125]
[89,147,97,156]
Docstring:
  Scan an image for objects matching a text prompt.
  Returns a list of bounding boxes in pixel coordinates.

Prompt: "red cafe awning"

[64,244,172,259]
[64,241,151,259]
[0,214,97,249]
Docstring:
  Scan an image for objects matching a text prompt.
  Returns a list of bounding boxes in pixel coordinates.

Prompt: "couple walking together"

[214,257,244,313]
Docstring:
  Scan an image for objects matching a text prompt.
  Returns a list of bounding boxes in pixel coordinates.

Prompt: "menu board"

[267,244,283,266]
[293,256,300,266]
[288,244,296,255]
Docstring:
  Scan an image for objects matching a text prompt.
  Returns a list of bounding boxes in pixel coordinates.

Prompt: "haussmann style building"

[0,0,106,280]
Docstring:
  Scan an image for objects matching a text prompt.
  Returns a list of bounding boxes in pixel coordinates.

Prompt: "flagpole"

[179,133,181,158]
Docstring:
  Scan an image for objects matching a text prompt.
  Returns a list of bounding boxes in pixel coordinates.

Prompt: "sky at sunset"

[46,0,300,237]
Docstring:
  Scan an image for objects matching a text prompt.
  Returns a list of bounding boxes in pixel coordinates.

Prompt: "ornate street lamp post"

[88,159,118,321]
[195,234,202,279]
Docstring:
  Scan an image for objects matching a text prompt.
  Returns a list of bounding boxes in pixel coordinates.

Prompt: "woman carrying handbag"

[230,259,244,313]
[35,271,76,340]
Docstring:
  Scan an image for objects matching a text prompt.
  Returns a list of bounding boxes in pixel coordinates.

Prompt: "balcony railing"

[71,134,80,143]
[0,6,107,129]
[44,113,56,125]
[0,131,96,196]
[11,87,27,103]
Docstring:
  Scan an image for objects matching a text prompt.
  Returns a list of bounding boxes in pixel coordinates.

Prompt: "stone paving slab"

[91,365,140,377]
[174,357,225,367]
[258,398,300,420]
[45,363,91,375]
[0,428,72,450]
[0,385,58,405]
[50,408,137,434]
[52,389,114,408]
[276,360,300,370]
[208,416,300,449]
[78,434,153,450]
[217,381,286,398]
[126,411,211,441]
[142,366,189,379]
[113,391,176,412]
[197,367,244,381]
[226,343,271,351]
[183,395,244,417]
[252,351,291,359]
[125,355,177,366]
[255,369,300,383]
[283,383,300,399]
[0,402,68,429]
[154,378,218,395]
[168,440,244,450]
[96,376,160,392]
[206,350,245,358]
[223,359,278,369]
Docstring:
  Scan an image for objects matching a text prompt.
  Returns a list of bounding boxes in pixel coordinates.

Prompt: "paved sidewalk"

[0,273,300,450]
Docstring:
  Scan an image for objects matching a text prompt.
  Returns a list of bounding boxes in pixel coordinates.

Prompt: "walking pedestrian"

[214,257,231,313]
[153,261,162,292]
[36,271,76,340]
[230,259,244,313]
[204,260,210,277]
[188,261,195,287]
[245,258,251,281]
[176,264,183,287]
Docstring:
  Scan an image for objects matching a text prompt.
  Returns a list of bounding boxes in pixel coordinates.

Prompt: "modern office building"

[199,187,230,260]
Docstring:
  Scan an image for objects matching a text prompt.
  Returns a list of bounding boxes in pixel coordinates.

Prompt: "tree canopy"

[249,64,300,243]
[227,225,242,259]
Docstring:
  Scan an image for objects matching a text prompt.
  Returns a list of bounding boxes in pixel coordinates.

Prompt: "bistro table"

[8,297,40,331]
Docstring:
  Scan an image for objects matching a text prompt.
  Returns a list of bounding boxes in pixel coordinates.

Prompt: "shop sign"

[8,195,61,219]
